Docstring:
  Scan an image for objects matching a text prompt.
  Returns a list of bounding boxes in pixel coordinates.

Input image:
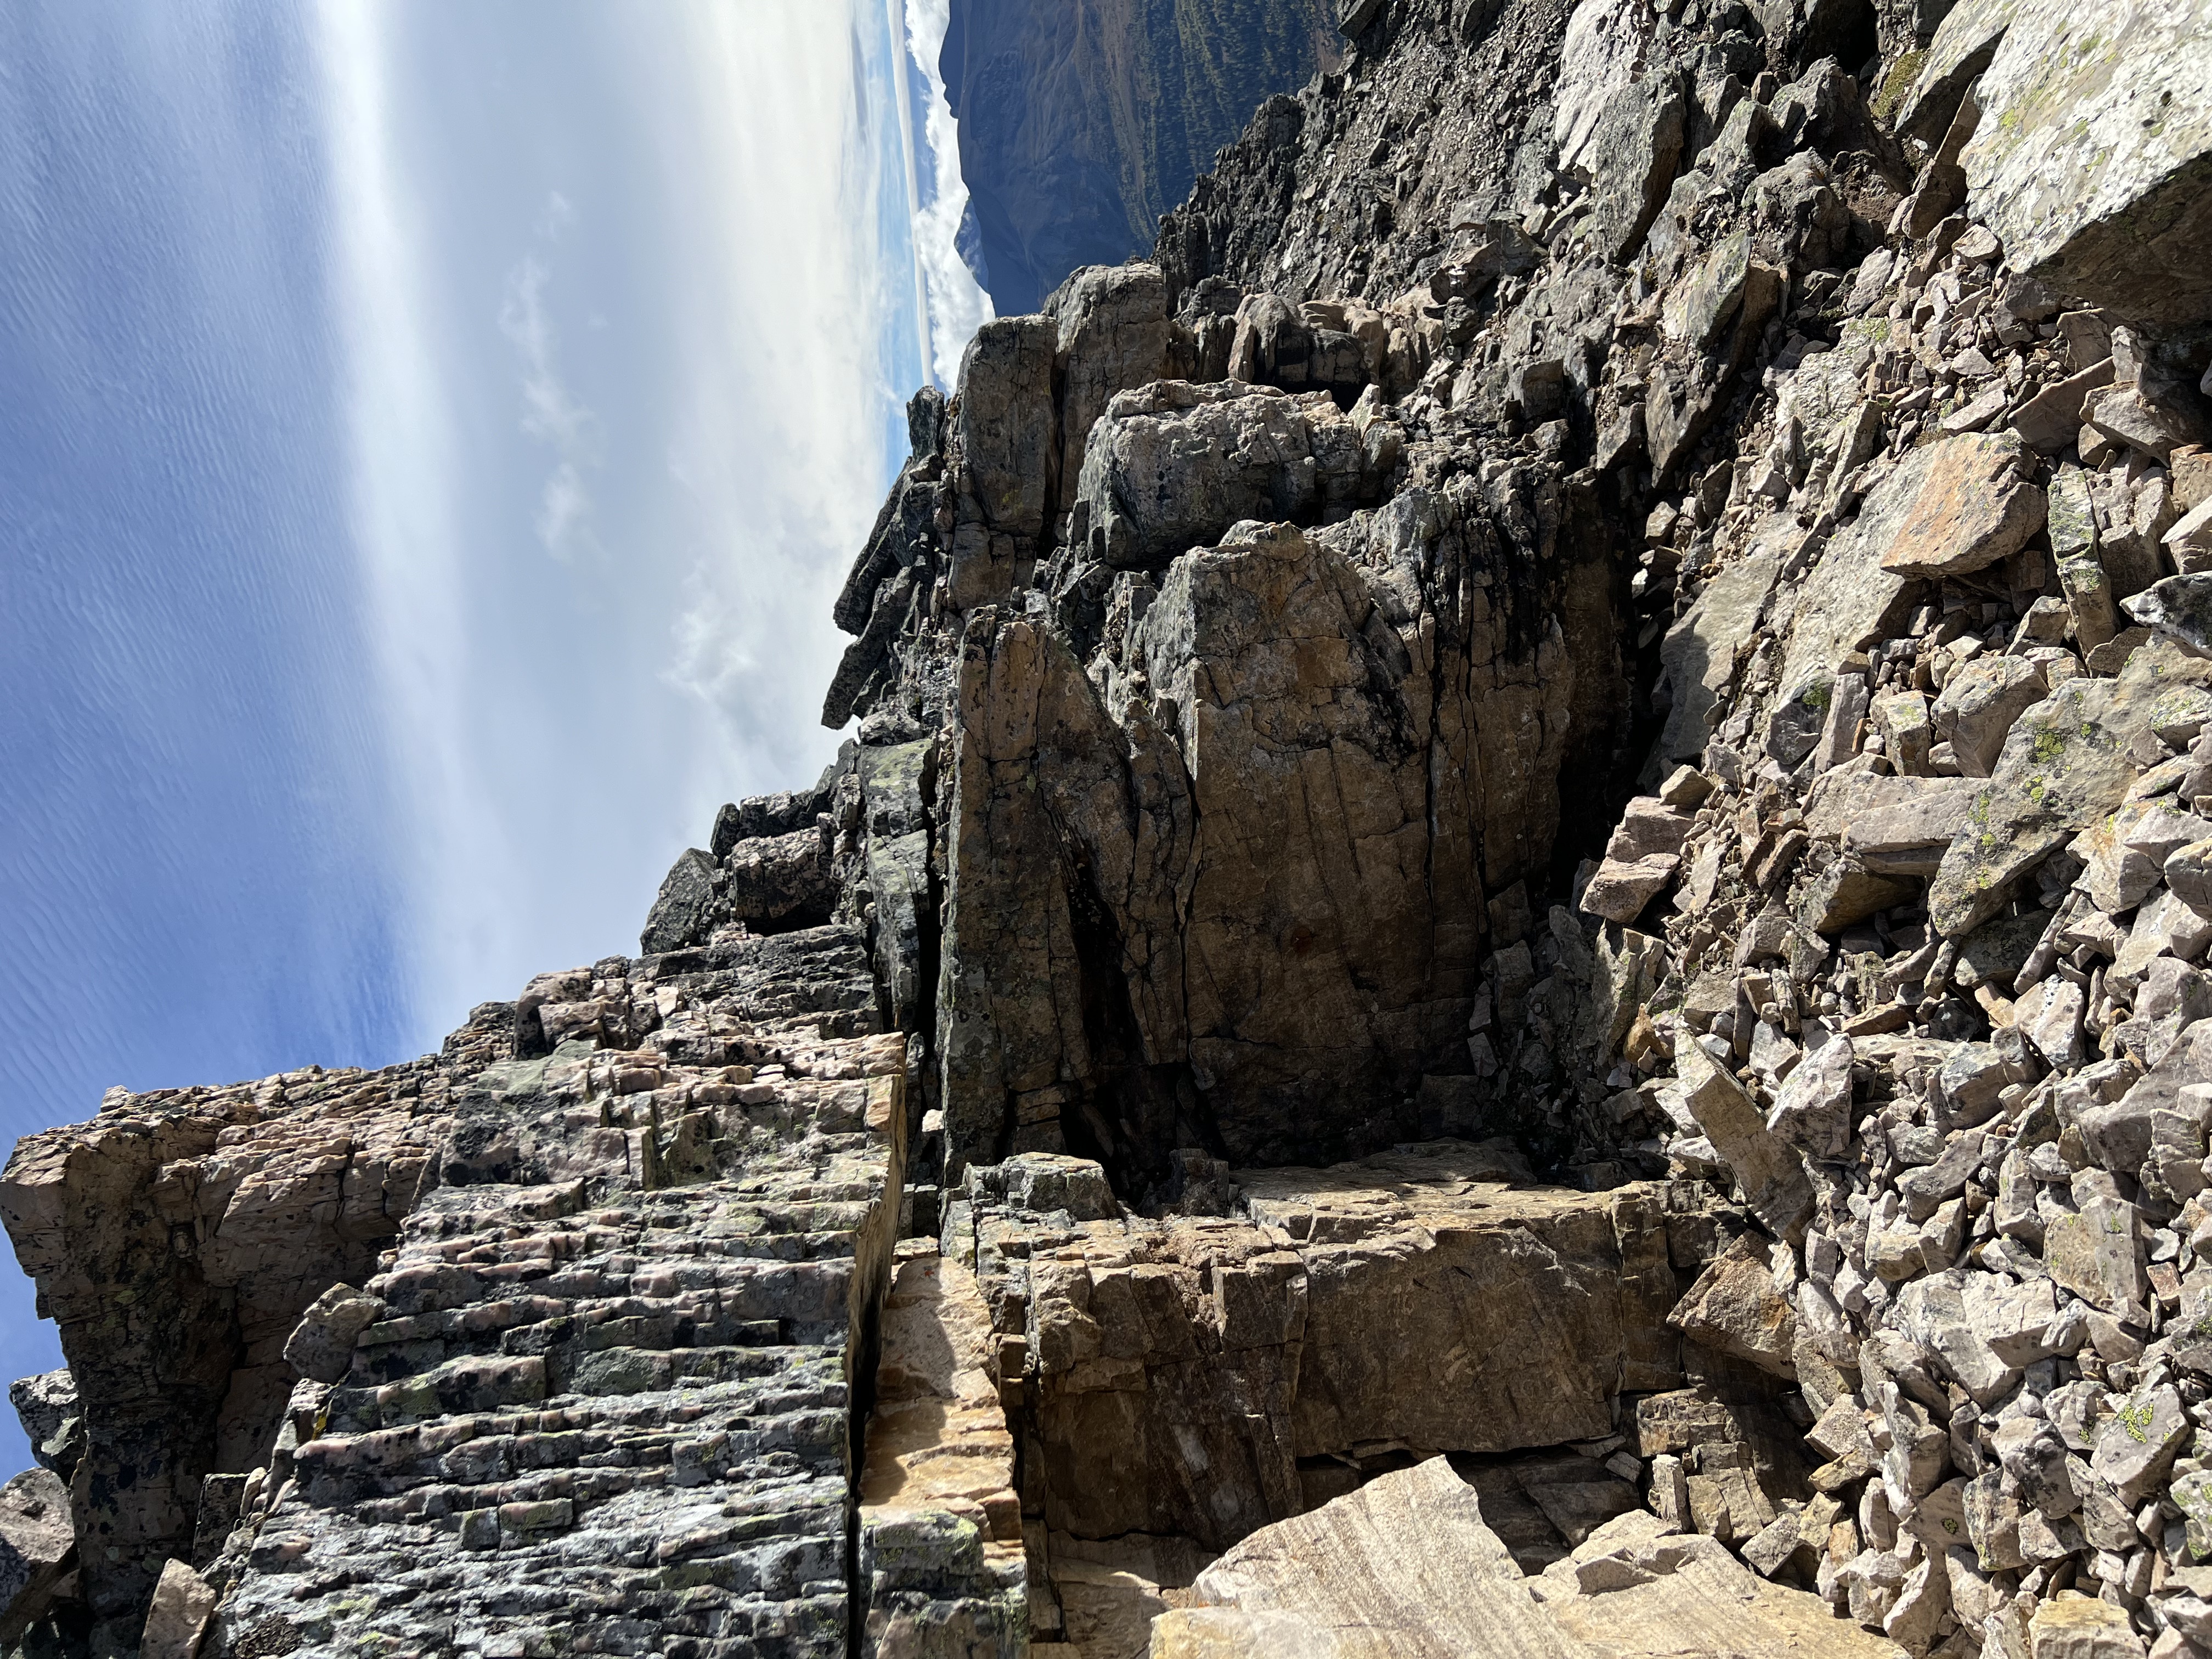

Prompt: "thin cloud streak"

[499,247,603,561]
[311,0,923,1046]
[313,0,487,1043]
[643,5,911,769]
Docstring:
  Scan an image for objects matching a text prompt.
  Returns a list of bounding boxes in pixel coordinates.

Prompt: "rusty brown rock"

[1875,433,2046,579]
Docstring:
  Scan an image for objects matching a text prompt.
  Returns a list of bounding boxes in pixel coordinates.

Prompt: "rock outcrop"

[9,0,2212,1654]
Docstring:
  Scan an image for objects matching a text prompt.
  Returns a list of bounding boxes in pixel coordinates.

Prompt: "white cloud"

[311,0,919,1043]
[312,0,496,1041]
[498,248,602,561]
[902,0,994,381]
[640,4,910,760]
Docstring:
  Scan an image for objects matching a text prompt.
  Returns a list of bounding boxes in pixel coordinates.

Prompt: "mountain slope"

[941,0,1339,313]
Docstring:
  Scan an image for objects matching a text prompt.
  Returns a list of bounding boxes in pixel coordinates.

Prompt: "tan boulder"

[1150,1461,1909,1659]
[1150,1458,1584,1658]
[2027,1595,2147,1657]
[1581,854,1680,922]
[0,1469,74,1645]
[1874,433,2046,578]
[1667,1233,1797,1376]
[138,1559,216,1659]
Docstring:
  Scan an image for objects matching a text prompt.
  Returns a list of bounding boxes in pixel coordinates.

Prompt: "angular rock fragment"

[1675,1042,1812,1233]
[139,1559,216,1659]
[8,1372,80,1483]
[0,1469,74,1646]
[1873,432,2047,579]
[1767,1031,1854,1159]
[1668,1233,1796,1376]
[1932,639,2212,936]
[2125,574,2212,655]
[1933,657,2047,779]
[1581,853,1679,921]
[280,1282,384,1385]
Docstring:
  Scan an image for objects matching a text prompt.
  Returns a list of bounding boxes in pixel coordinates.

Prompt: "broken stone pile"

[7,0,2212,1654]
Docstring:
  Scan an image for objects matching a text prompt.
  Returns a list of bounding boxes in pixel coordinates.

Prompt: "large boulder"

[1048,263,1173,509]
[1659,534,1783,760]
[8,1373,80,1483]
[1151,1459,1909,1658]
[639,847,718,955]
[1932,0,2212,325]
[954,317,1059,538]
[2126,574,2212,654]
[1074,382,1369,571]
[1873,432,2046,579]
[1586,69,1689,264]
[0,1469,75,1646]
[1150,1458,1585,1658]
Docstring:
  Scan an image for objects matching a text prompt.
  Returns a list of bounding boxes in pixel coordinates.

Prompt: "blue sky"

[0,1,986,1476]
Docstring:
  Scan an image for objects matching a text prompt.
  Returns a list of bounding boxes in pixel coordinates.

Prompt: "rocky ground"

[5,0,2212,1654]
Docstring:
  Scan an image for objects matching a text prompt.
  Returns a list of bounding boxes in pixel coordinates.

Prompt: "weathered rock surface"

[136,1562,213,1659]
[1931,0,2212,326]
[858,1244,1024,1656]
[0,1471,74,1646]
[1150,1459,1904,1657]
[8,1374,79,1485]
[1149,1458,1584,1657]
[1872,432,2046,579]
[1931,640,2212,937]
[947,1142,1698,1554]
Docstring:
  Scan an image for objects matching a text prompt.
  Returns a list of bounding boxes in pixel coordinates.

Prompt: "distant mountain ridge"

[940,0,1339,314]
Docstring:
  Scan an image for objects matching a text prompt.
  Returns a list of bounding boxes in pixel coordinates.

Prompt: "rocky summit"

[8,0,2212,1654]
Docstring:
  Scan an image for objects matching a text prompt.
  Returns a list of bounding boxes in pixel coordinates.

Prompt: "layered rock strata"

[9,0,2212,1653]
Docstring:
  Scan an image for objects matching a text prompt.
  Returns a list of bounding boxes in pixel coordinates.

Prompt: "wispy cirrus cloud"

[499,233,603,562]
[311,0,924,1045]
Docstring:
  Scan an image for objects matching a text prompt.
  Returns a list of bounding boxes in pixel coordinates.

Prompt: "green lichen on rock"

[2177,1469,2212,1560]
[1932,637,2212,937]
[1875,49,1929,119]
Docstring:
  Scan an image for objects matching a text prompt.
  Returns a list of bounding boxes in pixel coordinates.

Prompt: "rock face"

[947,1143,1694,1556]
[211,1006,908,1659]
[938,492,1615,1181]
[9,0,2212,1656]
